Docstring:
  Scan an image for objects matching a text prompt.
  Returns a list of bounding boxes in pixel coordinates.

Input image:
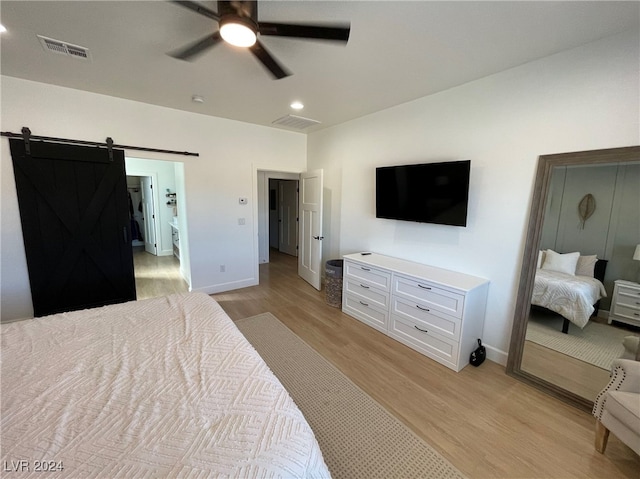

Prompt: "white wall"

[306,30,640,365]
[1,77,306,321]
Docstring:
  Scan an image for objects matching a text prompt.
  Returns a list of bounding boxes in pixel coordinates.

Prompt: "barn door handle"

[123,227,128,243]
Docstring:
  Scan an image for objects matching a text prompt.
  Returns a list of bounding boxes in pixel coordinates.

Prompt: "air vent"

[37,35,91,61]
[272,115,321,130]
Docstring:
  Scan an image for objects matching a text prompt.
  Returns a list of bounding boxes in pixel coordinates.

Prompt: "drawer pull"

[414,325,428,333]
[360,284,370,289]
[416,305,430,312]
[361,267,371,271]
[359,301,369,307]
[418,284,432,290]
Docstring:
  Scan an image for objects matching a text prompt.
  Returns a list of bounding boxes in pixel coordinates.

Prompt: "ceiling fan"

[168,0,350,79]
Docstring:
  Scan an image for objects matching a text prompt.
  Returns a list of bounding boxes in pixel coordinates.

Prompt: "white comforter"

[532,269,607,329]
[1,293,330,478]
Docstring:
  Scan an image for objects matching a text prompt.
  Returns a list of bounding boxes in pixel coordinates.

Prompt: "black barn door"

[10,139,136,317]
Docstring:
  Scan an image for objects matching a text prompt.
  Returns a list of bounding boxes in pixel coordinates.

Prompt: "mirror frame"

[506,145,640,412]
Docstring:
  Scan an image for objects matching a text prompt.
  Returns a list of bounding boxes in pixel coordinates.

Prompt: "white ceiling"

[1,1,638,133]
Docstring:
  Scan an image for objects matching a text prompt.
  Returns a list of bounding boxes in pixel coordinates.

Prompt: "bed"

[532,250,608,333]
[0,292,330,478]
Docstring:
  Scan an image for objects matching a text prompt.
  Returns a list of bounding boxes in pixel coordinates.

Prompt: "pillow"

[537,250,545,269]
[575,255,598,277]
[541,250,580,275]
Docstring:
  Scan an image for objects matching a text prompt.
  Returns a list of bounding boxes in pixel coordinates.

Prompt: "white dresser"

[342,252,489,372]
[608,280,640,327]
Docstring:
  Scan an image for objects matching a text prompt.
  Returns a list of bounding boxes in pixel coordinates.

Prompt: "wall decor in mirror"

[506,146,640,412]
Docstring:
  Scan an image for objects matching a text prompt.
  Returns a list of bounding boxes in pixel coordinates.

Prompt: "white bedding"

[1,292,330,478]
[532,269,607,329]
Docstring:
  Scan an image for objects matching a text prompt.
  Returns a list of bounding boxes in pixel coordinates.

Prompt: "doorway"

[126,175,158,255]
[257,168,324,291]
[258,171,300,264]
[269,178,299,257]
[125,157,189,299]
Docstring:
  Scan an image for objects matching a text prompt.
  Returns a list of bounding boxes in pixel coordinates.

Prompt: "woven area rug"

[236,313,466,479]
[525,312,636,370]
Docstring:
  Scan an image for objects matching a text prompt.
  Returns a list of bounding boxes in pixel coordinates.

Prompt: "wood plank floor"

[212,250,639,479]
[133,247,188,299]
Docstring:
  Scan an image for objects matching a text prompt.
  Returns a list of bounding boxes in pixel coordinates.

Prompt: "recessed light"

[192,95,205,104]
[0,24,7,34]
[290,101,304,110]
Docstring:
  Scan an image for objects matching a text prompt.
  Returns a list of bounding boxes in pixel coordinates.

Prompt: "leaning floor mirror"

[507,146,640,411]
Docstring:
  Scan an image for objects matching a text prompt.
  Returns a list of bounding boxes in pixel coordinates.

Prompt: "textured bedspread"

[532,270,607,328]
[1,293,330,478]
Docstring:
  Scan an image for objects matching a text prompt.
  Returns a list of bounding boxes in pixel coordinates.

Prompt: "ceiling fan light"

[220,17,257,47]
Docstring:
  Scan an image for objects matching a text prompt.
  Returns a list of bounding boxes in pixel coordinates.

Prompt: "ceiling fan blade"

[249,40,290,79]
[258,22,350,42]
[171,1,220,21]
[169,32,222,60]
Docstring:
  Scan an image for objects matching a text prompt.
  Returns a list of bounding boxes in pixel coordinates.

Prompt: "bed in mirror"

[507,146,640,411]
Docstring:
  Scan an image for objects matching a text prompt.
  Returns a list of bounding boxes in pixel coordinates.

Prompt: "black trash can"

[325,259,344,308]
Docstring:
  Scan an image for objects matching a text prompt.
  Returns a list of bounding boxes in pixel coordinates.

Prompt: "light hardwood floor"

[211,250,639,479]
[133,247,188,299]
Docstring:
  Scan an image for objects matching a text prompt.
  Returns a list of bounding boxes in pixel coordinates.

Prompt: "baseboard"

[485,344,508,367]
[193,277,258,295]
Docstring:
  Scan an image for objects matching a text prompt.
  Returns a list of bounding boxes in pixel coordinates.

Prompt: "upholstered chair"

[592,359,640,455]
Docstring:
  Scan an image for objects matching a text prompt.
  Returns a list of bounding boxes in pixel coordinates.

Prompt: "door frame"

[254,167,324,290]
[256,169,301,265]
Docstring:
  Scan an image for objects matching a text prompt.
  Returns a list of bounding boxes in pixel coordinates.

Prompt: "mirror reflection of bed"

[520,161,640,403]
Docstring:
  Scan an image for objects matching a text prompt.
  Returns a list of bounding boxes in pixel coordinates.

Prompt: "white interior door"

[298,170,323,290]
[279,180,298,256]
[140,176,157,255]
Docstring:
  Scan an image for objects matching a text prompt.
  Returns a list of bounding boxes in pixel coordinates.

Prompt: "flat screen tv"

[376,160,470,226]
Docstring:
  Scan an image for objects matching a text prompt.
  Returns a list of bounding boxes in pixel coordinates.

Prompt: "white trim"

[191,278,259,295]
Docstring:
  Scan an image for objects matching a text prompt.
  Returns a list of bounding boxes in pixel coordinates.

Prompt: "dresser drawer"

[344,260,392,291]
[388,314,459,368]
[344,278,390,310]
[391,296,461,341]
[392,275,464,318]
[612,304,640,321]
[615,287,640,308]
[343,294,388,332]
